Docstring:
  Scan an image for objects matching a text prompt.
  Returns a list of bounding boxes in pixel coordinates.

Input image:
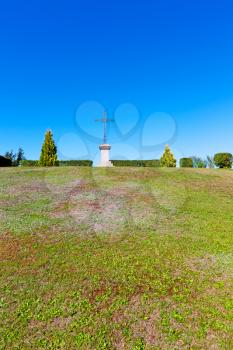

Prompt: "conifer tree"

[39,130,58,166]
[160,145,176,167]
[16,147,25,166]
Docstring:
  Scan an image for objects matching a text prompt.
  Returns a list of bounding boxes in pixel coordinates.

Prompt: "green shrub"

[111,160,160,167]
[180,158,193,168]
[214,153,233,169]
[20,160,39,167]
[144,160,160,167]
[192,157,207,168]
[20,160,93,167]
[111,160,141,167]
[59,160,93,167]
[0,156,12,167]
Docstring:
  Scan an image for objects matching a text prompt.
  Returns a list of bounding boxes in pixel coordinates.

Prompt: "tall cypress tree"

[160,145,176,168]
[39,130,58,166]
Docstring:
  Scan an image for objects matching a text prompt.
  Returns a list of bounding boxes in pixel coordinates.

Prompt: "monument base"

[97,161,114,167]
[98,144,114,167]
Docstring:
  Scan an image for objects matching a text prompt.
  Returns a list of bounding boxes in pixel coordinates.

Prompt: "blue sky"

[0,0,233,163]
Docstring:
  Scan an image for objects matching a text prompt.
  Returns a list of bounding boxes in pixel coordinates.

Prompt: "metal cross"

[95,111,114,144]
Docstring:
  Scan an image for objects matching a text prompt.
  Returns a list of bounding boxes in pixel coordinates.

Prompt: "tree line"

[0,131,57,167]
[1,130,233,169]
[2,148,25,167]
[160,146,232,169]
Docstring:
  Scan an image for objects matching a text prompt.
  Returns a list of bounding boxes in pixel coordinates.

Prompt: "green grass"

[0,166,233,349]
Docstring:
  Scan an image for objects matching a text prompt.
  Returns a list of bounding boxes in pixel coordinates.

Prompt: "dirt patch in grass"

[28,317,72,331]
[0,234,39,271]
[52,182,163,233]
[69,188,128,232]
[133,309,161,346]
[111,329,128,350]
[112,294,165,348]
[185,170,233,197]
[0,234,21,261]
[186,255,217,274]
[50,316,72,330]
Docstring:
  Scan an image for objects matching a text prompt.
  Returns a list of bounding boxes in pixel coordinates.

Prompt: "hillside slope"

[0,167,233,349]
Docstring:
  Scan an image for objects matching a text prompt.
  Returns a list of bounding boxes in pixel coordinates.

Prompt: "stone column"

[98,144,113,167]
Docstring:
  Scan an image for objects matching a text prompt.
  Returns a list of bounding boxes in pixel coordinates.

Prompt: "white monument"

[96,112,114,167]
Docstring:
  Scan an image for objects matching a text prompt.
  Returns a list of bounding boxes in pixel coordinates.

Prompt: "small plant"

[180,158,193,168]
[192,157,207,168]
[39,130,58,167]
[160,145,176,168]
[206,156,215,168]
[214,153,233,169]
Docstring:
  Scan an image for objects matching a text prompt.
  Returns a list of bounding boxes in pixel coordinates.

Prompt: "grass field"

[0,167,233,350]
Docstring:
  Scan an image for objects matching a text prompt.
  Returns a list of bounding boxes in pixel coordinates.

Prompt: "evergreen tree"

[160,145,176,168]
[4,148,25,166]
[39,130,58,166]
[16,147,25,166]
[4,150,16,164]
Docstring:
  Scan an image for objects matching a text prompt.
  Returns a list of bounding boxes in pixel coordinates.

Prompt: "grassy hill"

[0,167,233,349]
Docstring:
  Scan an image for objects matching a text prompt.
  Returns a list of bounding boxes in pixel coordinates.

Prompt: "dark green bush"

[20,160,39,167]
[21,160,93,167]
[214,153,233,169]
[180,158,193,168]
[144,160,160,167]
[0,156,12,167]
[59,160,93,167]
[111,160,160,167]
[111,160,141,167]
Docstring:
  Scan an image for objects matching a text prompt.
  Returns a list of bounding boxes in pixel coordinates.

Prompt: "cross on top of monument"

[95,111,114,144]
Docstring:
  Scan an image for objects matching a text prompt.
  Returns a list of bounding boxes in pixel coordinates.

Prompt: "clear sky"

[0,0,233,163]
